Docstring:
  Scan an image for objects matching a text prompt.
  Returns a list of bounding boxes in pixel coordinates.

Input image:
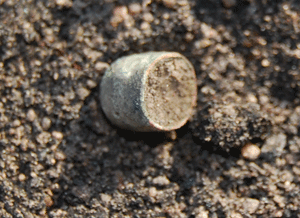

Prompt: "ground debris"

[190,102,271,151]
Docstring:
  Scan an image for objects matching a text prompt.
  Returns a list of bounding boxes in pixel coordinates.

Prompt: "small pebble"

[56,0,72,7]
[111,6,129,27]
[51,183,60,192]
[12,119,21,127]
[140,21,151,30]
[259,95,269,104]
[128,3,142,15]
[95,61,109,72]
[230,212,243,218]
[166,130,177,141]
[76,87,91,100]
[152,175,170,186]
[222,0,237,8]
[100,193,112,206]
[241,143,261,160]
[246,93,258,103]
[273,195,285,208]
[36,132,52,145]
[86,79,98,89]
[264,15,271,22]
[185,32,194,42]
[243,198,260,214]
[44,195,54,207]
[8,128,15,135]
[41,117,52,130]
[149,187,157,198]
[257,37,267,46]
[27,109,37,122]
[18,173,26,182]
[261,133,287,154]
[30,172,37,178]
[52,131,63,141]
[261,59,271,67]
[55,151,66,161]
[143,12,154,23]
[162,0,176,8]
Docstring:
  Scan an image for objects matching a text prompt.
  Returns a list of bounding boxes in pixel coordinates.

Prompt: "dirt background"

[0,0,300,217]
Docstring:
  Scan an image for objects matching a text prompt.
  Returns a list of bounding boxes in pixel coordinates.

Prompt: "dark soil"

[0,0,300,217]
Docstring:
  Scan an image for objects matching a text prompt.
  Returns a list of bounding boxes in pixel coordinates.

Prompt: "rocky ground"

[0,0,300,217]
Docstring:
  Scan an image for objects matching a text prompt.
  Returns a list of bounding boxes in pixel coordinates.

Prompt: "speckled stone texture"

[190,102,271,151]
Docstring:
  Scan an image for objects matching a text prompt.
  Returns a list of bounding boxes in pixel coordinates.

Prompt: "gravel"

[0,0,300,217]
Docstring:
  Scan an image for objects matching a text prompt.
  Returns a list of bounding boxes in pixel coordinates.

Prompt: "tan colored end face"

[143,55,197,130]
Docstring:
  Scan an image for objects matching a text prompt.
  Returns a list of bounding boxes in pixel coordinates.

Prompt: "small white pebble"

[56,0,72,7]
[18,173,26,182]
[243,30,251,36]
[95,62,109,72]
[36,132,52,145]
[264,15,271,22]
[185,32,194,42]
[251,48,261,57]
[52,131,63,141]
[126,183,134,189]
[261,59,270,67]
[114,6,128,19]
[53,72,59,80]
[27,109,37,122]
[100,193,112,204]
[51,183,60,191]
[241,143,261,160]
[257,37,267,46]
[41,117,52,130]
[243,198,260,214]
[246,93,258,103]
[12,119,21,127]
[55,151,66,161]
[30,172,37,178]
[274,65,281,71]
[259,95,269,104]
[110,6,128,27]
[282,4,289,11]
[76,87,91,100]
[230,212,243,218]
[140,21,151,30]
[149,187,157,197]
[8,128,15,135]
[201,85,216,95]
[152,175,170,186]
[50,158,56,165]
[273,195,285,208]
[143,12,154,23]
[162,0,176,8]
[222,0,237,8]
[128,3,142,15]
[86,79,98,89]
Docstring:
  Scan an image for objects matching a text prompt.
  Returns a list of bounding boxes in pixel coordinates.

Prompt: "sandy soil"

[0,0,300,217]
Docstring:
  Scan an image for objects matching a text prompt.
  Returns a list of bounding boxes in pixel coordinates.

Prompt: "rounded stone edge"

[141,52,197,131]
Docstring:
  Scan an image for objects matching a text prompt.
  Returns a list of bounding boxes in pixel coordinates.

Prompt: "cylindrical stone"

[100,51,197,131]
